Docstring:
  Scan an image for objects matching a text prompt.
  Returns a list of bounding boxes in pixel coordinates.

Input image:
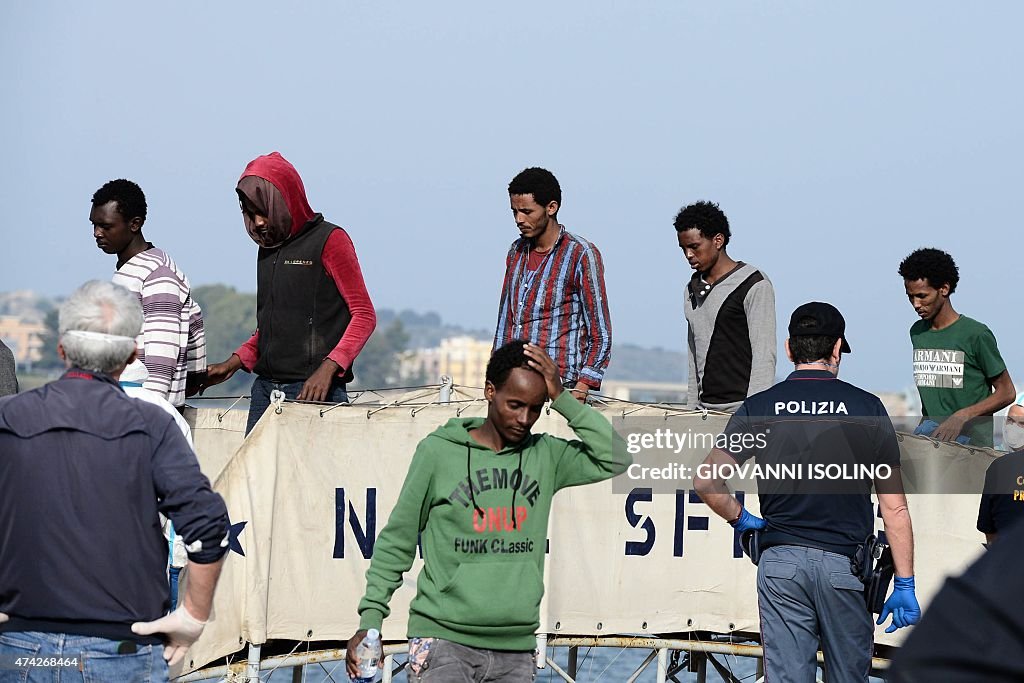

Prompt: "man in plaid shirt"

[493,167,612,401]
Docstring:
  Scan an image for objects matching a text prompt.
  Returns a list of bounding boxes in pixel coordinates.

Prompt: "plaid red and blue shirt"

[493,226,612,389]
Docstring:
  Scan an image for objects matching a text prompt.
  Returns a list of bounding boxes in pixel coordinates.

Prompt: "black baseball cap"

[788,302,852,353]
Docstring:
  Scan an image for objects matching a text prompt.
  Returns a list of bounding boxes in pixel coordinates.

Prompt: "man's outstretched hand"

[200,355,244,394]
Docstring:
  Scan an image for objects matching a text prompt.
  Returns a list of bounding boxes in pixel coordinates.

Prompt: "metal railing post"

[245,643,261,683]
[175,635,889,682]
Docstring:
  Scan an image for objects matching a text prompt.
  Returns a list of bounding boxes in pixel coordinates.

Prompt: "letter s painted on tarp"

[625,488,656,556]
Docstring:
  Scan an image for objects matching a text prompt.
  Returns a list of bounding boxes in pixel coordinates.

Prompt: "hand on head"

[522,343,562,401]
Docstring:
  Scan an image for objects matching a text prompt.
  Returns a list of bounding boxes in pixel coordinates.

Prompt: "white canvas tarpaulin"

[179,399,994,674]
[185,405,246,483]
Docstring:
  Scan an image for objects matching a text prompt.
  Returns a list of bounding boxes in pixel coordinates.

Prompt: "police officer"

[694,302,920,683]
[977,393,1024,544]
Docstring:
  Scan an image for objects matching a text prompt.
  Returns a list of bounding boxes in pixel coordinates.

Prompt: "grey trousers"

[757,545,873,683]
[408,639,535,683]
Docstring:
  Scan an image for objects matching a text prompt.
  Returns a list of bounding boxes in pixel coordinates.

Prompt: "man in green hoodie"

[346,341,628,682]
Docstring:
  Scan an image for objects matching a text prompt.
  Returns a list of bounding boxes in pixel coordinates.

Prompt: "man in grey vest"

[675,201,776,413]
[201,152,377,434]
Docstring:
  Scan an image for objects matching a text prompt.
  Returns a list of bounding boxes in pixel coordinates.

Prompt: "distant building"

[601,380,688,404]
[0,316,46,367]
[0,290,52,321]
[401,336,493,388]
[877,391,914,419]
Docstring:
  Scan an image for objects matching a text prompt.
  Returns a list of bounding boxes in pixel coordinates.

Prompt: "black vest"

[254,215,354,383]
[690,270,765,405]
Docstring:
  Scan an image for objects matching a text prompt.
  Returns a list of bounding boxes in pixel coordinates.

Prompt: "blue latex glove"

[730,507,767,534]
[914,419,971,445]
[877,576,921,633]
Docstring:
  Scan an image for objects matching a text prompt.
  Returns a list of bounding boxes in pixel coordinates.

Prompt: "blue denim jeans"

[0,631,166,683]
[246,375,349,435]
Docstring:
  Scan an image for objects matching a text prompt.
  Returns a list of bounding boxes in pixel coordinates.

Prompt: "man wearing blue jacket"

[0,281,229,682]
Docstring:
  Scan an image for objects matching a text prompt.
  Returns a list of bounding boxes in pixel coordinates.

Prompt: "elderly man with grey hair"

[0,280,229,683]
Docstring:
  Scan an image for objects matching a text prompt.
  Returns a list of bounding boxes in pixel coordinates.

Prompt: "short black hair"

[508,167,561,211]
[673,201,730,247]
[486,340,540,388]
[92,179,147,224]
[898,248,959,294]
[789,315,839,364]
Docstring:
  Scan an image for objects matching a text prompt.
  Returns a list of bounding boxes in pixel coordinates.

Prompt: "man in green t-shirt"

[898,248,1015,446]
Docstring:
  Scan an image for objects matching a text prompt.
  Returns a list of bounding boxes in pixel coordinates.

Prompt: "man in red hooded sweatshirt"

[202,152,377,434]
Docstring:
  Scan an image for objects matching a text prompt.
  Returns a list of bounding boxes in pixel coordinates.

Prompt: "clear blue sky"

[2,2,1021,391]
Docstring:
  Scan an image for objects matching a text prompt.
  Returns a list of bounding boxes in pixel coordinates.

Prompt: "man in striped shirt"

[91,179,207,407]
[494,167,612,401]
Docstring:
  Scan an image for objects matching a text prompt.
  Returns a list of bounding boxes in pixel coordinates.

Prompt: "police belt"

[741,530,895,614]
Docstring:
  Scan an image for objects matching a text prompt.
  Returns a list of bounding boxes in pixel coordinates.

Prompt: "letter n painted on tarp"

[624,488,655,556]
[333,488,377,559]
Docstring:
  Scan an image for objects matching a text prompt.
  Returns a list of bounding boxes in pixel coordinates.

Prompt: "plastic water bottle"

[352,628,381,682]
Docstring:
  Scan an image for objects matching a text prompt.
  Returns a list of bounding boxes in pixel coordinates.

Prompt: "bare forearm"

[703,489,742,522]
[694,449,744,522]
[880,503,915,577]
[694,476,742,522]
[969,390,1015,419]
[182,557,225,621]
[962,372,1016,419]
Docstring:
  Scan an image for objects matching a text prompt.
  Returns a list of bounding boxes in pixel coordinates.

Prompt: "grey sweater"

[684,262,776,412]
[0,341,17,396]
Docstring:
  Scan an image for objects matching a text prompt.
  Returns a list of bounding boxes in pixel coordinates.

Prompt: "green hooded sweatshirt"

[357,391,628,651]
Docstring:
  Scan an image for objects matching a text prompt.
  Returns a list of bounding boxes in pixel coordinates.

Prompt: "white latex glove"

[131,605,207,666]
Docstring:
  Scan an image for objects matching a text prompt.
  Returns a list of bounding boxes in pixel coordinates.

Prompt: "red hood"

[239,152,315,237]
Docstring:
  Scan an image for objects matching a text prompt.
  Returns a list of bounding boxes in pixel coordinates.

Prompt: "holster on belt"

[851,534,896,615]
[740,528,762,566]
